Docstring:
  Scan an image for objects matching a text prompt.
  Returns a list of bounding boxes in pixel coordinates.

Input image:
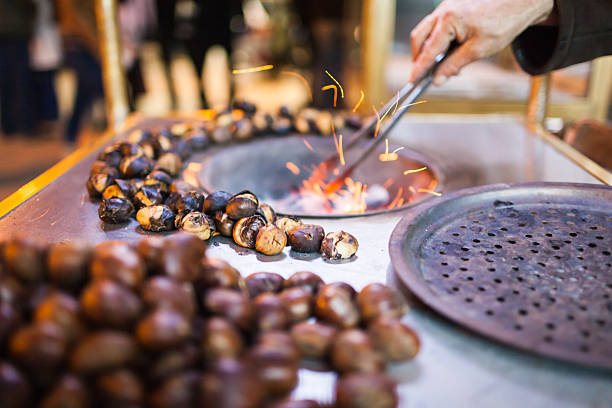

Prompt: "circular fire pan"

[195,135,445,217]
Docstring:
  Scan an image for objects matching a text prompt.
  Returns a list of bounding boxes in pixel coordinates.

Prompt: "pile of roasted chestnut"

[0,233,418,407]
[86,102,360,259]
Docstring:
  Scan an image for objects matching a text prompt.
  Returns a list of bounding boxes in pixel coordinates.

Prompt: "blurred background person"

[0,0,36,138]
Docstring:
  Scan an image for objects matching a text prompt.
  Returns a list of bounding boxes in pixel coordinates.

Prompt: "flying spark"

[322,85,338,107]
[281,71,313,101]
[325,70,344,98]
[232,64,274,74]
[403,167,428,175]
[353,90,365,112]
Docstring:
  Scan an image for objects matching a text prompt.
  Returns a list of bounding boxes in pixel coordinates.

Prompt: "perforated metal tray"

[390,182,612,369]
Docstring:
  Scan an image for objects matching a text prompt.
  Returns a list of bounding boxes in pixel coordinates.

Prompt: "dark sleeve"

[512,0,612,75]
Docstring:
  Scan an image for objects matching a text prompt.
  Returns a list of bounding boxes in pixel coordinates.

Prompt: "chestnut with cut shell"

[119,155,153,178]
[176,211,215,240]
[257,203,277,224]
[320,231,359,259]
[146,169,173,187]
[203,191,233,215]
[86,173,115,198]
[134,185,164,208]
[255,224,287,255]
[287,224,324,253]
[156,152,183,177]
[137,205,176,232]
[175,191,205,215]
[214,211,234,237]
[98,197,135,223]
[226,190,259,220]
[274,216,302,235]
[233,215,266,249]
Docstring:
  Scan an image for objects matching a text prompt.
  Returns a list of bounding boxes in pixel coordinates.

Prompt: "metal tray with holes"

[389,182,612,369]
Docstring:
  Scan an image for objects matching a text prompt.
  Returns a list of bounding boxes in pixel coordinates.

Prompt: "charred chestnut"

[200,257,241,290]
[175,191,205,215]
[335,372,398,408]
[232,215,266,249]
[98,197,135,223]
[142,276,197,317]
[245,272,285,298]
[290,321,337,360]
[255,224,287,255]
[226,190,259,220]
[283,271,324,294]
[203,288,253,331]
[89,241,145,289]
[136,308,191,350]
[330,329,384,374]
[314,283,360,328]
[320,231,359,259]
[201,317,244,361]
[119,155,153,178]
[70,331,137,374]
[356,283,407,324]
[257,203,277,223]
[279,286,313,323]
[368,316,420,362]
[137,205,176,232]
[203,191,233,214]
[254,292,290,332]
[214,211,235,237]
[9,321,67,369]
[98,145,123,167]
[86,172,115,198]
[288,224,325,253]
[134,185,164,208]
[80,278,142,328]
[176,211,216,240]
[156,152,183,176]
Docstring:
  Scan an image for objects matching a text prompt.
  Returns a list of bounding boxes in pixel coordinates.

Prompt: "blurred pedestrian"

[0,0,36,137]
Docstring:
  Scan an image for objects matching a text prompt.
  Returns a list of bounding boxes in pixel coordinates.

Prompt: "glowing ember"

[286,162,301,175]
[321,85,338,107]
[325,70,344,99]
[403,166,427,175]
[232,64,274,74]
[281,71,313,101]
[353,90,365,112]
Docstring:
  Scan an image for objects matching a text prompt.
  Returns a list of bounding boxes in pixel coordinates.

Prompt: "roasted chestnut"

[9,321,67,369]
[2,235,45,283]
[356,283,407,324]
[252,112,272,134]
[0,361,30,408]
[127,128,152,144]
[200,257,241,289]
[90,160,119,177]
[226,190,259,220]
[97,145,122,167]
[368,316,420,362]
[201,317,244,361]
[176,211,216,240]
[234,118,254,141]
[335,372,398,408]
[40,373,90,408]
[203,191,233,215]
[203,288,253,331]
[314,111,332,135]
[156,152,183,176]
[279,286,313,323]
[314,283,360,328]
[142,276,197,317]
[320,230,359,259]
[330,329,384,374]
[98,197,135,223]
[146,169,173,187]
[288,224,325,253]
[34,292,83,343]
[214,211,235,237]
[248,341,299,397]
[80,278,142,328]
[119,155,153,178]
[149,371,200,408]
[233,215,266,249]
[117,141,145,157]
[200,358,263,408]
[275,216,303,236]
[148,344,199,381]
[144,177,169,195]
[255,224,287,255]
[170,180,197,194]
[70,331,137,374]
[244,272,285,298]
[134,185,164,208]
[136,205,176,232]
[185,127,211,150]
[95,369,144,406]
[290,321,337,360]
[103,178,135,200]
[135,236,165,274]
[136,308,191,350]
[86,172,115,198]
[175,191,205,215]
[253,292,290,332]
[159,232,207,281]
[284,271,324,294]
[273,116,292,134]
[256,203,276,223]
[89,241,145,289]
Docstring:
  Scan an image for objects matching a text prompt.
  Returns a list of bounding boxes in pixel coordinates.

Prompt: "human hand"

[409,0,555,85]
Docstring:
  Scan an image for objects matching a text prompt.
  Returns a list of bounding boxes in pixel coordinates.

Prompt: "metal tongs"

[323,42,458,194]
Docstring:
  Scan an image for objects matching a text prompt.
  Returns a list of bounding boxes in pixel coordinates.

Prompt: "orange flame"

[281,71,313,102]
[322,85,338,107]
[232,64,274,74]
[286,162,300,175]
